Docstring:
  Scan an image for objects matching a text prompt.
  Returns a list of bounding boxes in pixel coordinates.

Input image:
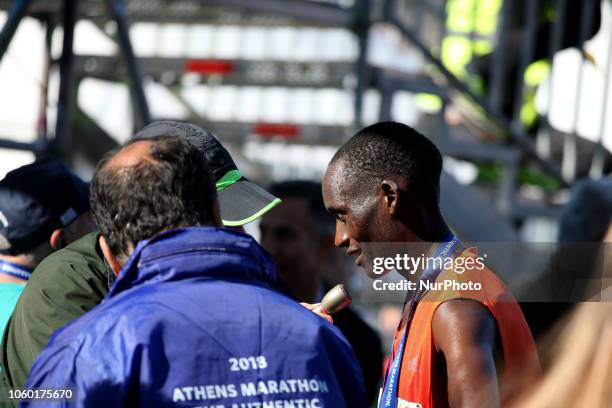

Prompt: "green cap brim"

[216,175,281,226]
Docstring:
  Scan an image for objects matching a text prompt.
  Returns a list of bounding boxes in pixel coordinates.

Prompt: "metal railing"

[377,0,611,186]
[0,0,609,195]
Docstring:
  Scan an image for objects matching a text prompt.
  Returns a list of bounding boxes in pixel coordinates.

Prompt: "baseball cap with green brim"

[133,121,281,226]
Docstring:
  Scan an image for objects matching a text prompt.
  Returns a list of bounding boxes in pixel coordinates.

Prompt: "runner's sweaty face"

[322,159,391,278]
[323,158,428,278]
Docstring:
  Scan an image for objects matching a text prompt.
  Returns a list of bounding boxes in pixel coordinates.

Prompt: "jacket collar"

[108,227,278,298]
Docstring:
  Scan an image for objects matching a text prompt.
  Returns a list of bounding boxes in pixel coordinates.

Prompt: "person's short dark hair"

[330,121,443,207]
[90,135,217,262]
[268,180,333,236]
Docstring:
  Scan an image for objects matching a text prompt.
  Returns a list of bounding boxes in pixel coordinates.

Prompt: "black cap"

[0,158,90,255]
[133,121,281,226]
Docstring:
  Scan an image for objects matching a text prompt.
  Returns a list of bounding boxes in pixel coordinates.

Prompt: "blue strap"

[379,234,459,408]
[0,259,33,280]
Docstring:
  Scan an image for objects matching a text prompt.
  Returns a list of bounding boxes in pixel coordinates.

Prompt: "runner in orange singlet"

[322,122,539,408]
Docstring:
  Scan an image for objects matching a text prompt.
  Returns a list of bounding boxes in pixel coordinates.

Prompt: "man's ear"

[49,229,67,251]
[380,179,400,216]
[99,235,122,276]
[212,199,223,227]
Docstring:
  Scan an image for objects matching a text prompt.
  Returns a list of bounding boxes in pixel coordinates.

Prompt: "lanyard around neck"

[378,234,460,408]
[0,259,33,281]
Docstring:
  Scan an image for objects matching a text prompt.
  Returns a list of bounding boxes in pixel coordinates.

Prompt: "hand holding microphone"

[301,284,352,324]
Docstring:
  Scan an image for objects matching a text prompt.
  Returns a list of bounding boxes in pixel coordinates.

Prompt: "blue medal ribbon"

[0,259,33,280]
[378,234,460,408]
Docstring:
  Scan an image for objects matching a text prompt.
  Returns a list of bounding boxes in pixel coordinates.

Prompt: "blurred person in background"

[0,121,282,393]
[322,121,539,408]
[260,180,384,406]
[511,302,612,408]
[25,135,365,408]
[558,179,612,244]
[522,178,612,341]
[376,305,403,345]
[376,305,403,358]
[0,158,93,342]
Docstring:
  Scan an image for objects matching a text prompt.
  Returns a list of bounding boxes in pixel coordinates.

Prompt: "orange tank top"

[387,248,540,408]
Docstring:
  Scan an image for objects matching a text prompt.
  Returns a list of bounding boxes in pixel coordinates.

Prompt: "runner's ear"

[381,179,400,217]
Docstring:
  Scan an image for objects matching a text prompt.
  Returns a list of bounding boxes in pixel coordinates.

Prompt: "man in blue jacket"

[23,135,365,407]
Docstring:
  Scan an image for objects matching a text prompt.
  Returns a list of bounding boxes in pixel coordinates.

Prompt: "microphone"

[313,284,352,314]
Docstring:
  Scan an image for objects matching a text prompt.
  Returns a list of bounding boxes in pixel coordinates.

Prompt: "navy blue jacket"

[24,228,365,407]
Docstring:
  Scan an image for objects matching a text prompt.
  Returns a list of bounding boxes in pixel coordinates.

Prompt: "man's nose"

[334,221,349,248]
